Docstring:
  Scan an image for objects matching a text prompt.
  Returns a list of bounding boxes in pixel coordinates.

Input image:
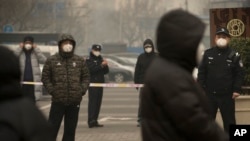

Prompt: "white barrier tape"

[22,82,43,85]
[21,82,144,88]
[90,83,143,88]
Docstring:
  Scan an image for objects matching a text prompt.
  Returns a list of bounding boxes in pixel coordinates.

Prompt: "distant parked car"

[103,54,135,67]
[108,52,139,58]
[107,52,139,65]
[81,55,134,83]
[106,66,133,83]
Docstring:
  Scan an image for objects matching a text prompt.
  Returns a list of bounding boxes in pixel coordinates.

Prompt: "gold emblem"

[227,19,245,37]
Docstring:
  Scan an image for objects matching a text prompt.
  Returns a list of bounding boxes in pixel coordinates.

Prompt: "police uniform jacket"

[86,52,109,83]
[198,46,244,95]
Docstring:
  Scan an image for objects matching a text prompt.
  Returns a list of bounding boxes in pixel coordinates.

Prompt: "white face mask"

[196,42,205,66]
[216,38,228,47]
[145,47,152,53]
[93,51,100,56]
[62,44,73,52]
[24,44,32,50]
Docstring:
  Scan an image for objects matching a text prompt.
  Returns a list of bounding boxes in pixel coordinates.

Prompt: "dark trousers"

[137,88,143,123]
[88,87,103,125]
[207,93,236,133]
[48,102,80,141]
[21,84,35,102]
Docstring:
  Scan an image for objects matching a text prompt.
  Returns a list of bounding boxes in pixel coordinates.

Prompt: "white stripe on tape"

[21,82,144,88]
[89,83,143,88]
[22,82,43,85]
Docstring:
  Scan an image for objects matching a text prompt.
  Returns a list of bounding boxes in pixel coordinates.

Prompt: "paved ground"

[37,87,141,141]
[37,87,250,141]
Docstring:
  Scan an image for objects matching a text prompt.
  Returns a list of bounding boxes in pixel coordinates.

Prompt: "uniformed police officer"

[197,27,244,133]
[86,44,109,128]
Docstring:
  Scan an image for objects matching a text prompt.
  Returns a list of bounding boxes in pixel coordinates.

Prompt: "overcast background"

[0,0,249,55]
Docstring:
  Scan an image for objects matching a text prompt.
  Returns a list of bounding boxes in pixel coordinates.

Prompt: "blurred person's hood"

[156,9,205,73]
[0,46,22,101]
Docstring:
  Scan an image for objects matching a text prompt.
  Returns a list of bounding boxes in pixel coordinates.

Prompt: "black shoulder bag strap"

[228,50,235,60]
[228,50,240,63]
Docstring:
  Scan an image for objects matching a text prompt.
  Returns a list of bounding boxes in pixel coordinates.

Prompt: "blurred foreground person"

[198,27,244,133]
[87,44,109,128]
[42,34,90,141]
[134,39,157,127]
[15,36,46,102]
[0,46,53,141]
[141,9,229,141]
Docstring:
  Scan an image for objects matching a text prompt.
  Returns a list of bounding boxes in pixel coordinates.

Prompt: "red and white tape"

[90,83,143,88]
[21,82,144,88]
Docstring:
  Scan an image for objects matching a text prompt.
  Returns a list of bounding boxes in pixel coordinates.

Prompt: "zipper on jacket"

[66,59,70,104]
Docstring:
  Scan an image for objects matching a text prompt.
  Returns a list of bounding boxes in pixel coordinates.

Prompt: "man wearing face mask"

[198,27,244,133]
[86,44,109,128]
[15,36,46,102]
[41,34,90,141]
[134,38,157,127]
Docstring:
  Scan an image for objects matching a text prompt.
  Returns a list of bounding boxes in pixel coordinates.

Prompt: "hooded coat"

[141,10,229,141]
[0,46,53,141]
[41,34,90,104]
[134,39,157,84]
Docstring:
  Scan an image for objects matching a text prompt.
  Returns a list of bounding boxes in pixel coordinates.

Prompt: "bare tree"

[0,0,91,54]
[0,0,58,32]
[0,0,34,31]
[112,0,166,47]
[57,1,91,53]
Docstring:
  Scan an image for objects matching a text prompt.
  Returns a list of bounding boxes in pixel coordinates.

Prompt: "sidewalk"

[57,123,141,141]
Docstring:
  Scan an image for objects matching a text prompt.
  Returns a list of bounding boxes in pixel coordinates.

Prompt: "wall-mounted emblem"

[227,19,245,37]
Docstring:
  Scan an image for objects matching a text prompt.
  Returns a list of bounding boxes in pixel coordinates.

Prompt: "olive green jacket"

[41,53,90,104]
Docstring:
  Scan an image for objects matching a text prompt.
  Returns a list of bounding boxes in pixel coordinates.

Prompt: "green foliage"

[230,37,250,86]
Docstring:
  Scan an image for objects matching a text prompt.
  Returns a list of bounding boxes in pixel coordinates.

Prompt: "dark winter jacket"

[0,98,53,141]
[134,39,157,84]
[42,53,90,104]
[86,52,109,83]
[198,46,244,95]
[41,34,90,104]
[0,46,53,141]
[141,10,229,141]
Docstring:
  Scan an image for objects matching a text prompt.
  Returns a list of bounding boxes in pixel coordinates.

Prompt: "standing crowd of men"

[0,33,109,141]
[0,9,246,141]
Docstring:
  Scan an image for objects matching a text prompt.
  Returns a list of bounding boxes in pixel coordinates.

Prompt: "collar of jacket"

[23,48,33,54]
[89,52,102,60]
[59,51,74,59]
[215,46,229,53]
[144,52,155,56]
